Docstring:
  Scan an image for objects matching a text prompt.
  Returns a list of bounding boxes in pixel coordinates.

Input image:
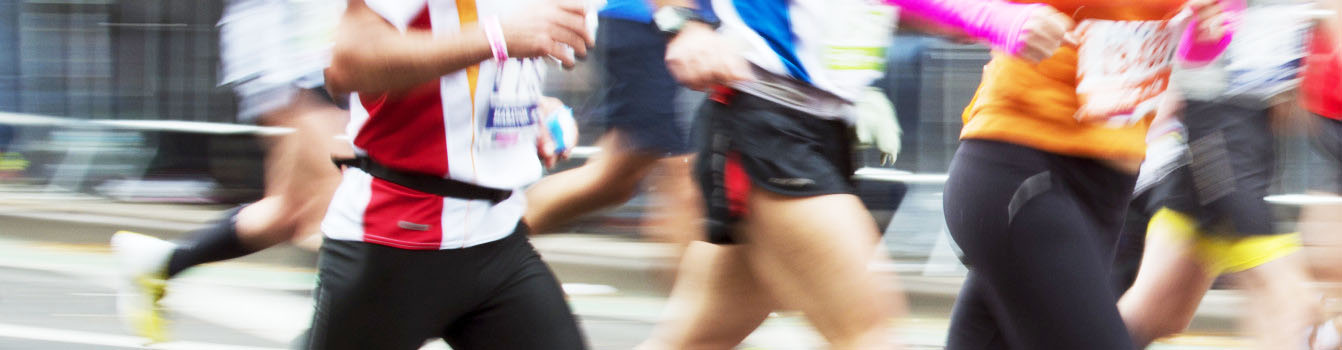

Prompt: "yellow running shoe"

[110,231,174,343]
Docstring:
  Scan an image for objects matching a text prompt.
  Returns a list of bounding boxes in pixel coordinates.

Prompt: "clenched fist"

[500,0,594,69]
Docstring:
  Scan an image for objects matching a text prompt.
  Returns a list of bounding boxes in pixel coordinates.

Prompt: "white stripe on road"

[0,323,285,350]
[1265,194,1342,206]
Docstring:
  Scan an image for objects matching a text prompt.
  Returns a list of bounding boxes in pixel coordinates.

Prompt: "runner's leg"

[641,155,702,248]
[236,90,346,246]
[303,238,451,350]
[1118,209,1217,347]
[942,140,1134,350]
[637,242,775,350]
[440,232,586,350]
[945,272,1010,349]
[737,189,899,349]
[1236,252,1320,350]
[523,131,660,233]
[162,90,345,277]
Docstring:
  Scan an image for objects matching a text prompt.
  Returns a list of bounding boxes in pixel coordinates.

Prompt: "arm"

[325,0,491,96]
[327,0,591,96]
[881,0,1073,63]
[653,0,753,90]
[883,0,1047,55]
[897,13,977,43]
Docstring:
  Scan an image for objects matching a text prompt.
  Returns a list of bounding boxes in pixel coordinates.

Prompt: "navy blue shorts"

[591,17,690,156]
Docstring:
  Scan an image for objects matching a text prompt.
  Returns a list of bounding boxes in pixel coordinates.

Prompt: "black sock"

[165,206,256,277]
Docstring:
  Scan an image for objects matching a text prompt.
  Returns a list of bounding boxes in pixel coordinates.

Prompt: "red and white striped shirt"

[321,0,545,250]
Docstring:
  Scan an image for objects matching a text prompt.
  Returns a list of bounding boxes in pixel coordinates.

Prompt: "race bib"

[481,59,544,150]
[821,0,897,80]
[1073,19,1182,127]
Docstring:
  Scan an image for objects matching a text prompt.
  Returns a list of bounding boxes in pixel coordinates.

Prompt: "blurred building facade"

[1,0,234,122]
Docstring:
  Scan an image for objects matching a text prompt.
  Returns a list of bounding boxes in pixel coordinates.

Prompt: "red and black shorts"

[693,89,855,244]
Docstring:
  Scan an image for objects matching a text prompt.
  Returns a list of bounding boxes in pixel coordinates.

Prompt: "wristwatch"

[653,6,720,36]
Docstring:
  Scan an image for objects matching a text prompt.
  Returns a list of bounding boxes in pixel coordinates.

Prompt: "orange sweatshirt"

[961,0,1190,162]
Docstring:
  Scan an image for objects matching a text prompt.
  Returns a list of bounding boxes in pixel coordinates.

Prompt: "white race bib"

[481,59,543,150]
[1073,18,1182,127]
[821,0,897,82]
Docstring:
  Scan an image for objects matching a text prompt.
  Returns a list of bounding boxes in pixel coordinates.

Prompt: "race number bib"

[481,59,544,150]
[1073,19,1182,127]
[821,0,897,82]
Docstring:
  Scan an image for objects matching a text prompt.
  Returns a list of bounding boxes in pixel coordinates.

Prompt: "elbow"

[325,48,365,96]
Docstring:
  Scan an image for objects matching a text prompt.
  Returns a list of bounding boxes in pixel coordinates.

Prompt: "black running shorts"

[1158,100,1277,237]
[301,223,586,350]
[694,91,855,244]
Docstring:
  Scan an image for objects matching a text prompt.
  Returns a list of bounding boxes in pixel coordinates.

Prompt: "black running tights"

[942,140,1136,350]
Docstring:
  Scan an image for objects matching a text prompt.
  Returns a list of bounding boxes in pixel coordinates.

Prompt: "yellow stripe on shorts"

[1148,208,1302,275]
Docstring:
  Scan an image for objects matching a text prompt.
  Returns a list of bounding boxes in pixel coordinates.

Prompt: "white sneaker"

[110,231,175,343]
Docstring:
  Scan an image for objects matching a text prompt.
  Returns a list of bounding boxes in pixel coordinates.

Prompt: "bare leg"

[235,91,348,249]
[524,131,659,234]
[738,189,900,349]
[1236,253,1321,350]
[639,155,703,285]
[637,242,776,350]
[1301,192,1342,281]
[1118,212,1216,347]
[1302,192,1342,349]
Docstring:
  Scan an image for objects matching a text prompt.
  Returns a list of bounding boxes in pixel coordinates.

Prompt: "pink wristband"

[1176,0,1243,67]
[482,16,508,62]
[886,0,1047,55]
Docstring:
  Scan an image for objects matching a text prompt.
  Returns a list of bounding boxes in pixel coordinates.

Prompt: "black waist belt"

[333,156,513,203]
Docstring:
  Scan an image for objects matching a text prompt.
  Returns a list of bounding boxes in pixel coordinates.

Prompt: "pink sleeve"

[1176,0,1244,67]
[883,0,1046,55]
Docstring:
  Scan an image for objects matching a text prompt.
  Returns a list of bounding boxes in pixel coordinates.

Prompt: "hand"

[1185,0,1235,43]
[537,134,560,169]
[500,0,593,69]
[1013,6,1075,63]
[665,22,754,91]
[535,97,574,168]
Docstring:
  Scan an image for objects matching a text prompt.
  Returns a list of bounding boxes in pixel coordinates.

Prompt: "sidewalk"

[0,183,1248,332]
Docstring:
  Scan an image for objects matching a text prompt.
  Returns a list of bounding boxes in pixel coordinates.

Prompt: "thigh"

[945,273,1010,350]
[304,239,441,350]
[1117,209,1216,344]
[443,247,585,350]
[738,189,893,344]
[645,243,774,350]
[983,181,1135,349]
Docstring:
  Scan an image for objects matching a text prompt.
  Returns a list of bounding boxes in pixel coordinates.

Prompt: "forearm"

[898,12,976,42]
[325,1,493,95]
[883,0,1043,54]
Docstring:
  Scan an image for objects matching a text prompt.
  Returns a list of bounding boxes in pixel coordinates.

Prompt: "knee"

[1131,310,1193,341]
[1150,316,1192,339]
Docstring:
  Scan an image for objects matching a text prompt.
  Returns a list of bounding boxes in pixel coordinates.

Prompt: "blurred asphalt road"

[0,184,1251,349]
